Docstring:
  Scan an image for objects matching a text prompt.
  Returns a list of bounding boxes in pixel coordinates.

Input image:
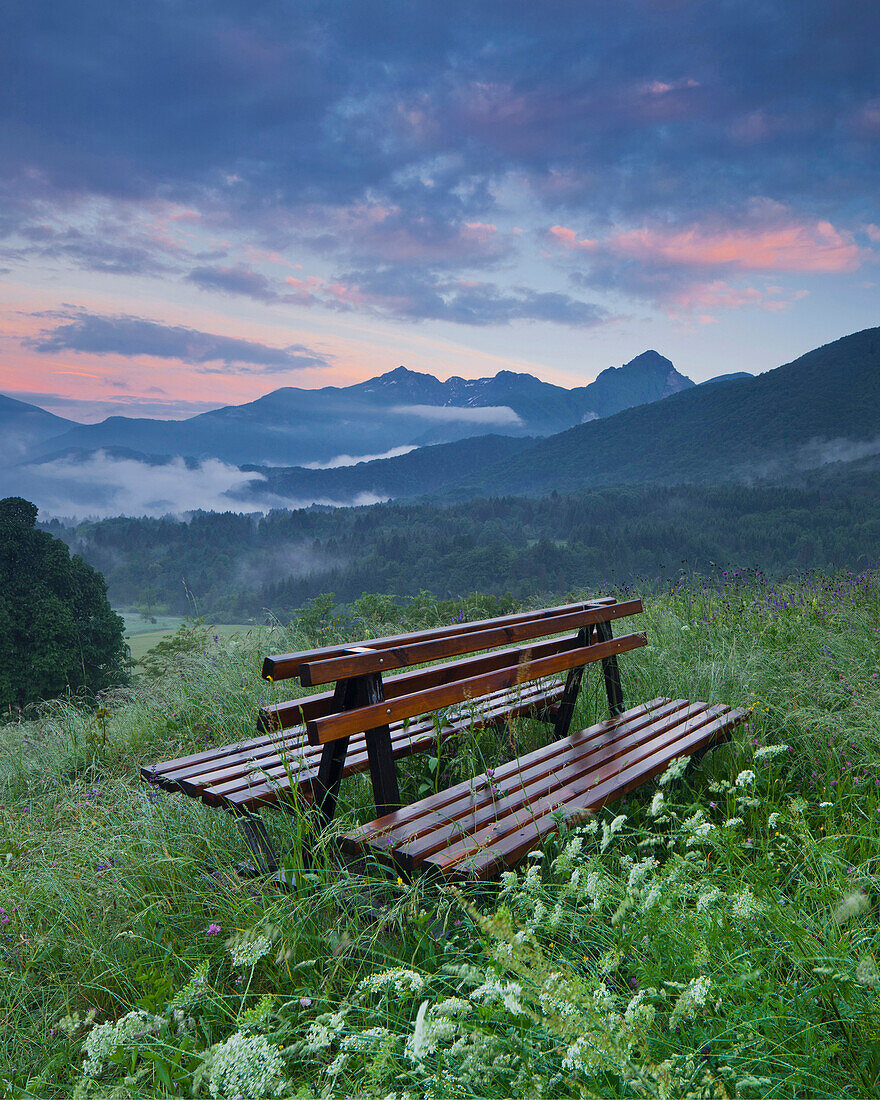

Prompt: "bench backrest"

[259,597,645,746]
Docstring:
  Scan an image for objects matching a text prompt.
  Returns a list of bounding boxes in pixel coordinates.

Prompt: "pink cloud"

[550,217,861,273]
[548,225,597,251]
[671,280,809,313]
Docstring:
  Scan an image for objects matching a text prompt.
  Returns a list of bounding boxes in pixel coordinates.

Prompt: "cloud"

[186,264,280,301]
[3,453,262,519]
[391,404,521,425]
[1,0,878,340]
[303,445,417,469]
[550,217,861,274]
[553,210,865,316]
[3,389,222,423]
[330,268,609,326]
[24,311,332,372]
[4,451,390,520]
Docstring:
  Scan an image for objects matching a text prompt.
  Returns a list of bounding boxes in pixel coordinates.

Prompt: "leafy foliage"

[0,496,127,711]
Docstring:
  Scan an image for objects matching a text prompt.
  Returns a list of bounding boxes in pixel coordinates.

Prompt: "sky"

[2,0,879,423]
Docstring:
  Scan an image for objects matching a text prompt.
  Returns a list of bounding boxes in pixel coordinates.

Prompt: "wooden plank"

[183,679,562,803]
[262,597,616,681]
[214,680,567,810]
[347,699,694,860]
[298,601,643,686]
[395,703,715,867]
[307,631,647,746]
[258,635,577,733]
[431,707,748,878]
[343,698,674,847]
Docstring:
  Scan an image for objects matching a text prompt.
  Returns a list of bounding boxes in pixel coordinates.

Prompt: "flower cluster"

[81,1010,163,1077]
[198,1031,287,1099]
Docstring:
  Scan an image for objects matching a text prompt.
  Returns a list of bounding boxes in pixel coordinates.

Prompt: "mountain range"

[9,328,880,520]
[9,349,694,471]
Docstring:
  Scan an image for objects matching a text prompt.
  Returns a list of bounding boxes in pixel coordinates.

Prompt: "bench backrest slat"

[297,599,643,686]
[305,630,647,745]
[259,633,582,732]
[262,597,616,682]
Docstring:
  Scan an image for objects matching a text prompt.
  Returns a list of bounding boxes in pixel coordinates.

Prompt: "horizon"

[2,3,879,424]
[3,349,747,426]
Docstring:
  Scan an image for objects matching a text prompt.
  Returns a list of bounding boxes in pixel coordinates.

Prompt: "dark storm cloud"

[24,312,332,372]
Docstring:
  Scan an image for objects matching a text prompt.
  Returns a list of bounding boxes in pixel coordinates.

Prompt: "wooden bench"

[331,599,747,880]
[141,599,617,874]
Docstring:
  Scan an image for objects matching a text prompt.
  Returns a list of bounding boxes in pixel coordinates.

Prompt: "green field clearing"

[119,616,255,662]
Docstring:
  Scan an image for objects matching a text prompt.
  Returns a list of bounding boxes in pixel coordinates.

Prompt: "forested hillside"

[46,462,880,619]
[451,326,880,498]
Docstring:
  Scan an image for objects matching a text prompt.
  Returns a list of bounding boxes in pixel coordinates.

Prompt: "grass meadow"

[2,570,880,1098]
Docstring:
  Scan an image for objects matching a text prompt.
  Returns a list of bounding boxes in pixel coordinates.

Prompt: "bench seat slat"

[343,697,679,850]
[195,679,558,800]
[307,631,647,745]
[262,598,616,681]
[387,702,707,865]
[344,701,748,879]
[403,704,720,868]
[144,680,564,811]
[218,680,564,810]
[437,706,749,879]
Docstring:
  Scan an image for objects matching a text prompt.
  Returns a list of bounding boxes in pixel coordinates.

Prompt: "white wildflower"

[696,888,724,913]
[56,1009,96,1039]
[856,956,879,987]
[499,870,518,895]
[592,982,618,1015]
[641,879,663,912]
[669,976,712,1027]
[737,1077,773,1090]
[626,858,658,897]
[834,889,870,925]
[731,887,765,922]
[173,960,210,1009]
[658,757,689,787]
[735,770,756,788]
[81,1011,162,1077]
[433,997,471,1018]
[585,869,611,910]
[228,935,272,969]
[342,1027,392,1053]
[754,745,788,760]
[724,817,743,828]
[200,1031,286,1098]
[601,814,627,851]
[624,990,656,1030]
[408,1001,459,1062]
[563,1035,606,1074]
[360,968,426,998]
[304,1008,349,1053]
[469,975,528,1016]
[327,1052,347,1077]
[819,801,833,808]
[767,813,781,829]
[650,790,665,816]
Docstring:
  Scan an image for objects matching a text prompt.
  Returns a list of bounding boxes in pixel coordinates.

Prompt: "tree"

[0,497,127,712]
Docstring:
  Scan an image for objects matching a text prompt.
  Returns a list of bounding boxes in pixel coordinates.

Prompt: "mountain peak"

[376,365,431,383]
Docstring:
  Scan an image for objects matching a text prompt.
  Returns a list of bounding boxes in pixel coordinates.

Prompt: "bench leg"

[553,625,592,738]
[234,811,280,876]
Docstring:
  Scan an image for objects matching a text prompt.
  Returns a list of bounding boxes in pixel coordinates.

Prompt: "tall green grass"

[1,573,879,1097]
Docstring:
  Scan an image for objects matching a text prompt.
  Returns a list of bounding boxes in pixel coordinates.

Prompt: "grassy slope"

[1,574,880,1096]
